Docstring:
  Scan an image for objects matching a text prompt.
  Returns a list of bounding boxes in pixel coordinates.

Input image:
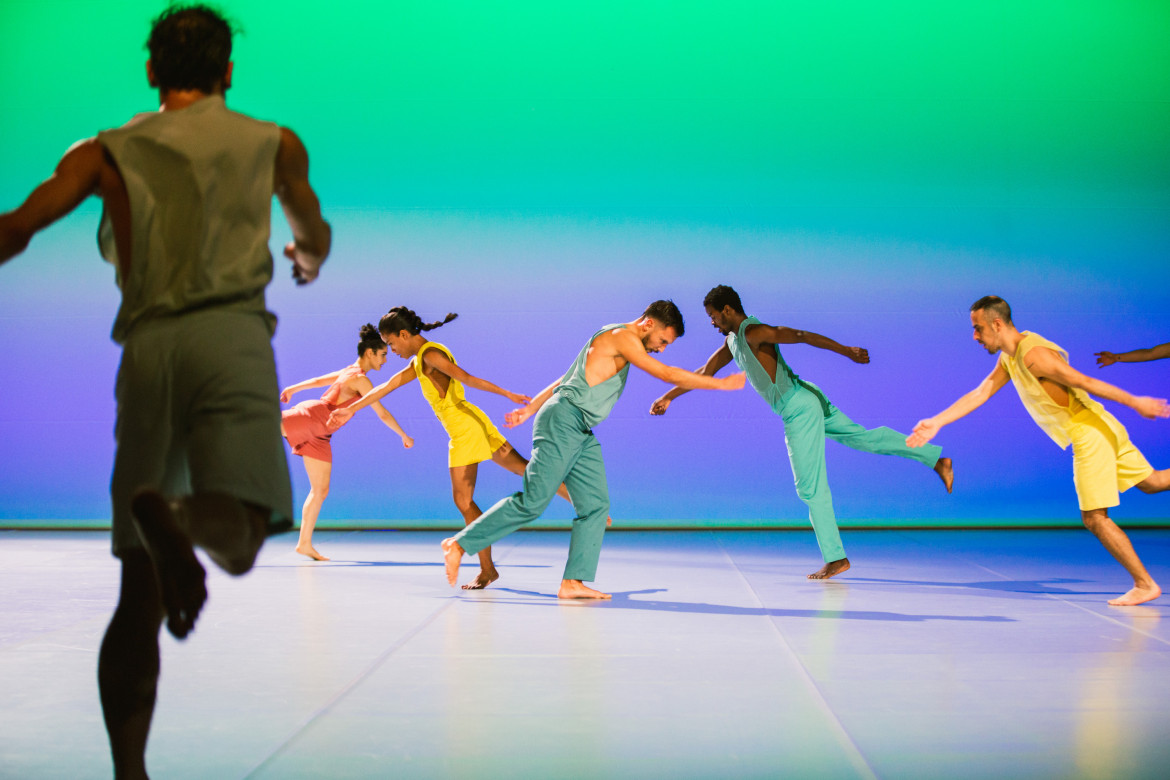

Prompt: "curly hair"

[147,5,234,93]
[356,323,384,357]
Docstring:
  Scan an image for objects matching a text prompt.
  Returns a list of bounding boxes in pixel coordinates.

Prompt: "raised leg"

[1082,508,1161,605]
[295,456,331,560]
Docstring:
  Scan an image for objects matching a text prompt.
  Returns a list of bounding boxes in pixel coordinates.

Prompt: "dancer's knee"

[1081,508,1109,532]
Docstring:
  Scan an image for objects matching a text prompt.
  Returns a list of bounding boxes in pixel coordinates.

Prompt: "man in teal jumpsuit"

[651,285,953,579]
[442,300,745,598]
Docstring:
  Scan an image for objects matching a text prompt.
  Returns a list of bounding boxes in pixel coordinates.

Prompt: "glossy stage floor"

[3,527,1169,779]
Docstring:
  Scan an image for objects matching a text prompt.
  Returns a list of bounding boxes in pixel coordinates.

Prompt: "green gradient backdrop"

[2,1,1168,528]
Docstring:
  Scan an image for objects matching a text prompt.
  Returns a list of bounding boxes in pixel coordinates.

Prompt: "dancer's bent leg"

[450,462,499,589]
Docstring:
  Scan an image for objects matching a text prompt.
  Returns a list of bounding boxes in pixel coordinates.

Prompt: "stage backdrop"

[2,1,1167,529]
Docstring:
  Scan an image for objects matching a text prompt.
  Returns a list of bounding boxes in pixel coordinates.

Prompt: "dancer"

[441,300,746,599]
[651,285,953,580]
[908,295,1170,606]
[280,323,413,561]
[330,306,573,589]
[1096,342,1170,367]
[0,7,330,777]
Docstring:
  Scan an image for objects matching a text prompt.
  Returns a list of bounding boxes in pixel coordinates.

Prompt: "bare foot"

[441,538,464,587]
[294,544,329,561]
[558,579,611,599]
[130,490,208,640]
[462,567,499,590]
[1108,583,1162,606]
[808,558,851,580]
[934,457,954,494]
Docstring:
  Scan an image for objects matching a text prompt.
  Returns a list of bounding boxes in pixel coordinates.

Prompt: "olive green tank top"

[97,96,281,343]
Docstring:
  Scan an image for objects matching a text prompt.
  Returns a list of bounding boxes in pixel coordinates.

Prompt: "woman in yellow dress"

[331,306,571,589]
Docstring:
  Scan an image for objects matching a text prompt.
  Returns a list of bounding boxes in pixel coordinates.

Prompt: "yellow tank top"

[999,331,1126,450]
[412,341,465,413]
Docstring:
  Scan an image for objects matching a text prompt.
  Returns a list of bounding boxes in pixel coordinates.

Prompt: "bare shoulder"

[597,325,638,355]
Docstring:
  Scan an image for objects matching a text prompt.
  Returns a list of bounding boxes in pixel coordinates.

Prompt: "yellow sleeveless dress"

[1000,331,1152,510]
[414,341,508,467]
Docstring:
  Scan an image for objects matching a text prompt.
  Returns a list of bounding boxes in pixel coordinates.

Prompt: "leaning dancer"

[330,306,573,589]
[0,7,330,777]
[281,323,413,561]
[909,295,1170,606]
[651,285,953,580]
[442,300,745,599]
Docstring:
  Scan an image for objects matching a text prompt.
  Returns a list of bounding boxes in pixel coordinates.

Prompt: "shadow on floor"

[483,587,1014,622]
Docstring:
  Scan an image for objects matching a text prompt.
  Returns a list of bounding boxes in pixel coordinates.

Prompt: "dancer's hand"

[507,391,533,405]
[280,387,294,403]
[907,418,940,447]
[328,407,355,427]
[401,435,415,449]
[650,397,671,415]
[720,372,746,390]
[1132,396,1170,419]
[847,346,870,364]
[284,241,321,285]
[505,405,534,428]
[1094,351,1118,368]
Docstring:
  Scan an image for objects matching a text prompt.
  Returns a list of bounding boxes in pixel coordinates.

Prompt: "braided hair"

[378,306,458,337]
[356,323,384,357]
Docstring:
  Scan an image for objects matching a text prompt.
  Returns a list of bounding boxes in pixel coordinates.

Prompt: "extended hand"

[1132,396,1170,420]
[1094,351,1118,368]
[650,397,671,415]
[280,388,294,403]
[906,418,939,447]
[285,241,320,285]
[401,435,415,449]
[327,407,355,427]
[849,346,870,364]
[505,405,534,428]
[722,372,746,390]
[508,391,533,405]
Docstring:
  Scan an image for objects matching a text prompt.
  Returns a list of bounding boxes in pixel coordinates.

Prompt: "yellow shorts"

[437,400,508,468]
[1067,408,1153,511]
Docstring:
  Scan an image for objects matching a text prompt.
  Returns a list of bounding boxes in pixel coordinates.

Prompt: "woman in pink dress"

[280,323,413,560]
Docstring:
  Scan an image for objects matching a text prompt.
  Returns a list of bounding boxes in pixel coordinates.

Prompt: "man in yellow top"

[908,296,1170,606]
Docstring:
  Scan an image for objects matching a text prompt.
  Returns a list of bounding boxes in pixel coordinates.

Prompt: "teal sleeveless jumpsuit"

[728,316,942,562]
[455,325,628,581]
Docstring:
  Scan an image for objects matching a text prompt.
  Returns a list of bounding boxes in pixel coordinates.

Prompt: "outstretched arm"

[1,139,104,265]
[280,370,344,403]
[505,376,562,428]
[346,376,414,447]
[1096,342,1170,367]
[421,349,531,405]
[327,365,416,426]
[1027,347,1170,419]
[650,342,734,415]
[907,363,1010,447]
[747,323,869,364]
[617,333,745,391]
[274,127,331,285]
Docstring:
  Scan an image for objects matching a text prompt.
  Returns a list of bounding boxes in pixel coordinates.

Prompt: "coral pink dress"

[281,364,366,463]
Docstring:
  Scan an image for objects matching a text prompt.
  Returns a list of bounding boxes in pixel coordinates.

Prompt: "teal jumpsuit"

[728,316,943,562]
[454,325,628,581]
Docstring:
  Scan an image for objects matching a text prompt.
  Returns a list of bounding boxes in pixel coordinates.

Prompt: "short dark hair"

[147,5,234,93]
[703,285,744,315]
[642,300,684,337]
[970,295,1013,325]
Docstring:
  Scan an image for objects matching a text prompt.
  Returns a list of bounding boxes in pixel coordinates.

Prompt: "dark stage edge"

[3,528,1169,779]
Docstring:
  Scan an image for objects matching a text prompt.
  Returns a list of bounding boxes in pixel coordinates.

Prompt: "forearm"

[462,374,514,399]
[801,331,851,358]
[0,213,34,264]
[373,404,408,438]
[928,386,991,428]
[1116,344,1170,363]
[660,365,731,391]
[1071,375,1140,409]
